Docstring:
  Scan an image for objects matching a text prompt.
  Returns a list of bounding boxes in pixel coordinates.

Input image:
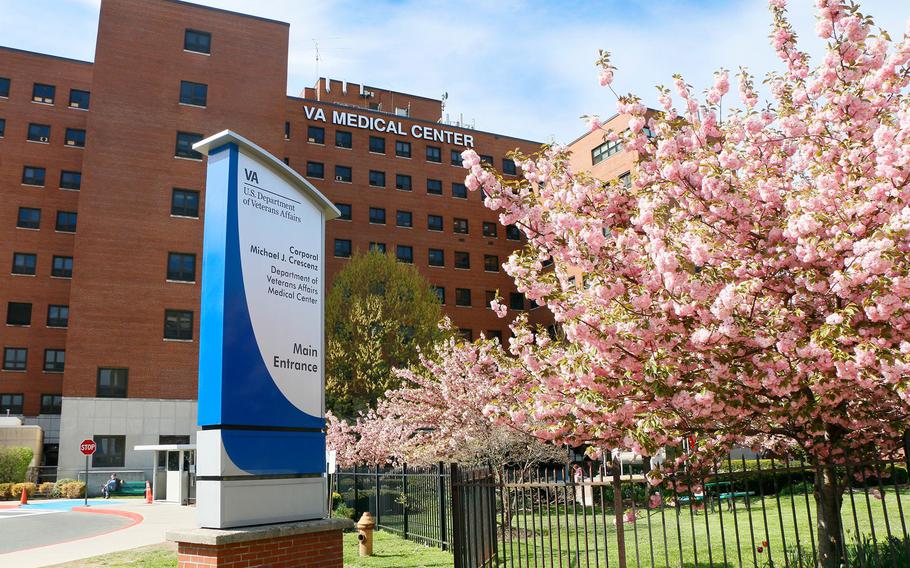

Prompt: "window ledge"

[335,146,353,151]
[455,305,472,308]
[68,106,89,112]
[395,155,412,160]
[396,226,413,230]
[165,279,197,285]
[174,156,203,162]
[184,49,211,56]
[5,324,31,328]
[0,370,27,373]
[334,180,352,184]
[179,102,207,109]
[170,214,199,220]
[60,187,80,192]
[15,227,40,231]
[455,267,471,271]
[11,273,37,277]
[43,370,64,374]
[307,141,325,146]
[163,338,194,343]
[21,183,45,188]
[369,151,386,156]
[55,230,76,234]
[47,325,68,329]
[334,255,352,259]
[63,144,85,149]
[27,140,50,145]
[31,101,54,106]
[336,218,352,222]
[50,276,73,280]
[429,265,445,269]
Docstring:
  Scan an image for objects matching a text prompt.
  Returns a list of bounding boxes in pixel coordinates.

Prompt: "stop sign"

[80,439,96,456]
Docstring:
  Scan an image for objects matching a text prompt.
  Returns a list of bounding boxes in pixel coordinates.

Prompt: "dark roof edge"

[0,45,94,65]
[163,0,289,26]
[287,95,544,147]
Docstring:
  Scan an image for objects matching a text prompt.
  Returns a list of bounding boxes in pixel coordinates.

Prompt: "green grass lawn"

[497,489,910,567]
[344,529,453,567]
[49,543,177,567]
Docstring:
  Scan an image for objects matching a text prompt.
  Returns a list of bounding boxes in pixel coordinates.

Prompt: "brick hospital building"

[0,0,540,482]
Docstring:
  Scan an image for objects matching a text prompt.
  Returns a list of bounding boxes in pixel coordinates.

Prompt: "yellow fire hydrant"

[356,511,376,557]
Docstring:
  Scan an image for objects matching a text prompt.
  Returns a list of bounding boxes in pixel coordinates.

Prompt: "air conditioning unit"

[335,176,344,181]
[66,140,75,146]
[39,136,49,143]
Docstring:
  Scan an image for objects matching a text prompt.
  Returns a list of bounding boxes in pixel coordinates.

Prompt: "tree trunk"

[814,462,845,568]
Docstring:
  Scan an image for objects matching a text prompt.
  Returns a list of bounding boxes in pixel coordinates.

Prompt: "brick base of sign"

[167,518,354,568]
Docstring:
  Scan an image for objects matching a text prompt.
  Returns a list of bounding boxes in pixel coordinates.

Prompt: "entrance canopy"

[134,444,196,452]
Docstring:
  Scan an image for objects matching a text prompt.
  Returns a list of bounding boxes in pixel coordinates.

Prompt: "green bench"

[108,481,146,496]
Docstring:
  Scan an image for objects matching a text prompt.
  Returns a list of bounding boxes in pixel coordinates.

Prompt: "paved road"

[0,510,132,553]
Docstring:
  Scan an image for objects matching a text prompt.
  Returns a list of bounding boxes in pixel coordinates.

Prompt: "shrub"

[0,483,12,499]
[58,481,86,499]
[12,482,36,498]
[38,482,55,496]
[332,503,355,520]
[0,447,34,483]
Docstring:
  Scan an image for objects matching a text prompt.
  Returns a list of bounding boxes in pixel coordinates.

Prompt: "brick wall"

[177,530,343,568]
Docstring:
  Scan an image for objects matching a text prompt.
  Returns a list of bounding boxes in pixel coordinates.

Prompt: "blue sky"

[1,0,907,143]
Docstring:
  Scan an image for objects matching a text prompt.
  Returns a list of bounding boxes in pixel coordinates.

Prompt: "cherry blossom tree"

[463,1,910,565]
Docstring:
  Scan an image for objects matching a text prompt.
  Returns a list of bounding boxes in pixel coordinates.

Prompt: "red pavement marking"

[3,507,144,553]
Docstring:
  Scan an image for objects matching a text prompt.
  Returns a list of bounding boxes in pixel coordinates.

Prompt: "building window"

[427,179,442,195]
[336,203,352,221]
[12,253,37,275]
[395,140,411,158]
[395,174,412,191]
[592,139,623,165]
[167,252,196,282]
[164,310,193,340]
[3,348,27,371]
[482,222,498,238]
[65,128,86,148]
[484,255,500,272]
[284,122,290,139]
[184,29,212,54]
[454,251,470,270]
[47,305,68,328]
[335,130,352,149]
[175,132,203,159]
[502,158,517,175]
[455,288,472,307]
[22,166,46,186]
[27,123,51,143]
[0,77,9,98]
[97,368,128,398]
[485,290,497,306]
[171,189,199,217]
[56,211,77,233]
[307,126,324,144]
[40,394,62,415]
[369,242,386,253]
[60,171,81,190]
[453,218,468,234]
[369,207,386,225]
[69,89,90,109]
[0,394,23,414]
[450,150,463,166]
[396,210,412,228]
[179,80,207,106]
[510,292,526,311]
[44,349,65,373]
[32,83,55,104]
[426,145,441,163]
[486,330,503,342]
[369,136,385,154]
[458,329,473,341]
[334,165,352,182]
[506,224,522,241]
[17,208,40,229]
[283,157,290,165]
[428,248,445,267]
[480,154,494,165]
[395,107,409,117]
[52,256,73,278]
[396,245,413,264]
[0,118,5,137]
[334,239,352,258]
[433,286,445,305]
[427,214,443,231]
[619,171,632,188]
[306,161,324,179]
[368,170,385,187]
[93,435,126,468]
[452,183,467,199]
[6,302,31,326]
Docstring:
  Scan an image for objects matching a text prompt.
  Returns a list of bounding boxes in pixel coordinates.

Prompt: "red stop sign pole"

[80,439,96,506]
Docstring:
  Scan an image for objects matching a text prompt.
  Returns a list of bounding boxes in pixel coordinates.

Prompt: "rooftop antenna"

[313,40,321,93]
[440,92,449,120]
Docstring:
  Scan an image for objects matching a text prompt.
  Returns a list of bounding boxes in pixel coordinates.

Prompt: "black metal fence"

[338,455,910,568]
[334,462,453,550]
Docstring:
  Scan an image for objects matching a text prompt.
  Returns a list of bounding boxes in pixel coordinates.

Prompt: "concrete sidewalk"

[0,501,196,568]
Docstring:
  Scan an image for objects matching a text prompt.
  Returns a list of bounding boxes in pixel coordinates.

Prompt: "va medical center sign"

[192,130,340,529]
[303,105,476,147]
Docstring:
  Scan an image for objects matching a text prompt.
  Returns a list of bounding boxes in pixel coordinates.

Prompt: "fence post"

[375,464,381,527]
[438,461,448,551]
[613,455,628,568]
[402,462,409,540]
[451,463,463,568]
[353,464,360,519]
